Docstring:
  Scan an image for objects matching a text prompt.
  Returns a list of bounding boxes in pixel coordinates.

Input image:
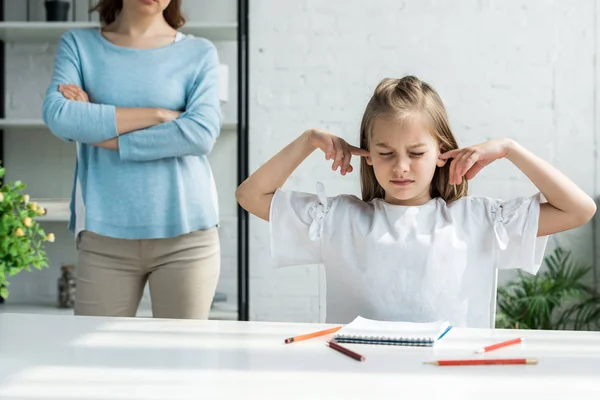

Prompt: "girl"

[236,76,597,328]
[42,0,222,319]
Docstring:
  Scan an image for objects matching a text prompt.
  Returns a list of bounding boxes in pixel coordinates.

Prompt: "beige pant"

[74,228,220,319]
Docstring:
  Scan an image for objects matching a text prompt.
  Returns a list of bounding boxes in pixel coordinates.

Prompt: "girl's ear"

[366,155,373,166]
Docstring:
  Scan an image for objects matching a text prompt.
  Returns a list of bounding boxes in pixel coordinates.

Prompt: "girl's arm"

[236,129,369,221]
[441,138,596,237]
[505,139,596,236]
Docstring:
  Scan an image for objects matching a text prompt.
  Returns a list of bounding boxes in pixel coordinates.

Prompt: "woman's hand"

[93,138,118,150]
[307,128,369,175]
[58,84,89,102]
[157,109,182,123]
[439,139,511,185]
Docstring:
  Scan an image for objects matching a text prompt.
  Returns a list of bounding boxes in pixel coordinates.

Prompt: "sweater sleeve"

[42,32,118,143]
[118,41,222,161]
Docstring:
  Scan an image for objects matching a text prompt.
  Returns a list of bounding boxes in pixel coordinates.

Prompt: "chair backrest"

[489,268,500,329]
[318,265,501,328]
[318,264,327,323]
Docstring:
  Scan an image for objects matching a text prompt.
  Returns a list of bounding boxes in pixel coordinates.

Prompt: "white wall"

[248,0,599,322]
[3,0,240,310]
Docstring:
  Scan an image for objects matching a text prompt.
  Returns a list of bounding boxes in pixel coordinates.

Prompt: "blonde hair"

[359,75,468,203]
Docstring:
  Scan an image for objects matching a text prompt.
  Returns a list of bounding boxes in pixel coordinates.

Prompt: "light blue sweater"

[42,28,222,239]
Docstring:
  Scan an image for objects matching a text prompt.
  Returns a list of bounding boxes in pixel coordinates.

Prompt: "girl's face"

[123,0,172,16]
[366,114,445,206]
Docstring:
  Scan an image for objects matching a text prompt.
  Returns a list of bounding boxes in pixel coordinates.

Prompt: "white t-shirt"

[269,182,549,328]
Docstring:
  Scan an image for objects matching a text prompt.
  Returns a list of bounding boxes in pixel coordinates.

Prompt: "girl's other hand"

[307,128,370,175]
[439,139,511,185]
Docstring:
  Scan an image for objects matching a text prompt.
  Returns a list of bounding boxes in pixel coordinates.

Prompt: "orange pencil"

[284,326,342,344]
[424,358,537,366]
[475,337,525,354]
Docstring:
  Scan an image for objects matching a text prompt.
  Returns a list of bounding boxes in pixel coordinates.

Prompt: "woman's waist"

[81,190,218,222]
[78,152,214,186]
[78,161,217,206]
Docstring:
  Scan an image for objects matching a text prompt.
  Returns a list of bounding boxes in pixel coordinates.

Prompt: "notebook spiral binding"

[334,334,436,346]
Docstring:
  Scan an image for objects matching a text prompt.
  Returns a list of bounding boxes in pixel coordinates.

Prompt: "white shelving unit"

[0,21,237,42]
[0,12,241,320]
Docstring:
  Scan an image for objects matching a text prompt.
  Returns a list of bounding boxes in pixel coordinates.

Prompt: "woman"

[42,0,222,319]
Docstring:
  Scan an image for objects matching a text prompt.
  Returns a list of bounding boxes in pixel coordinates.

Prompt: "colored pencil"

[424,358,537,366]
[475,337,525,354]
[284,326,342,344]
[326,340,365,361]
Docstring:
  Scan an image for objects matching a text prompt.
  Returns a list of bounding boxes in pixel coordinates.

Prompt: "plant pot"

[45,0,70,22]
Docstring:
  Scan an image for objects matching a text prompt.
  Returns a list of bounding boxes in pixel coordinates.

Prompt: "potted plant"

[44,0,71,22]
[0,162,55,301]
[496,247,600,330]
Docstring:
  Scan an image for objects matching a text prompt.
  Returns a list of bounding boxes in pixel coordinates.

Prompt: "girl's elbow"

[235,183,260,215]
[235,184,250,210]
[579,198,597,225]
[235,183,273,221]
[569,197,597,228]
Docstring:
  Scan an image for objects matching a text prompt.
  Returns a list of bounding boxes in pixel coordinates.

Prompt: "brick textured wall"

[248,0,599,322]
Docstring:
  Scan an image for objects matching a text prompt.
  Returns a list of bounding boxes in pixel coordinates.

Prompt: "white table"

[1,313,599,400]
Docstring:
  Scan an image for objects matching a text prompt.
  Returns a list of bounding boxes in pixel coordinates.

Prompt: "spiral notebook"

[334,316,453,347]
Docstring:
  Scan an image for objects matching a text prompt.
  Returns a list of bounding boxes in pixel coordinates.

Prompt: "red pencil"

[425,358,537,366]
[475,337,525,354]
[326,340,365,362]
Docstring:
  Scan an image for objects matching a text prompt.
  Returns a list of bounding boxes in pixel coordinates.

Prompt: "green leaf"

[496,246,598,330]
[0,286,8,299]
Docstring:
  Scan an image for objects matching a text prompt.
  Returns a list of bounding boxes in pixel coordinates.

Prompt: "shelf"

[0,302,238,320]
[32,200,240,223]
[0,118,45,129]
[222,122,237,132]
[33,198,70,222]
[0,21,237,42]
[0,119,237,132]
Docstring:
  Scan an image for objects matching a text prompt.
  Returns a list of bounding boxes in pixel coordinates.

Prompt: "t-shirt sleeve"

[268,182,332,268]
[487,193,549,275]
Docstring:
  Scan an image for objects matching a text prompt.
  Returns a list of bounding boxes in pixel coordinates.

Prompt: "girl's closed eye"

[409,152,426,157]
[379,152,394,157]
